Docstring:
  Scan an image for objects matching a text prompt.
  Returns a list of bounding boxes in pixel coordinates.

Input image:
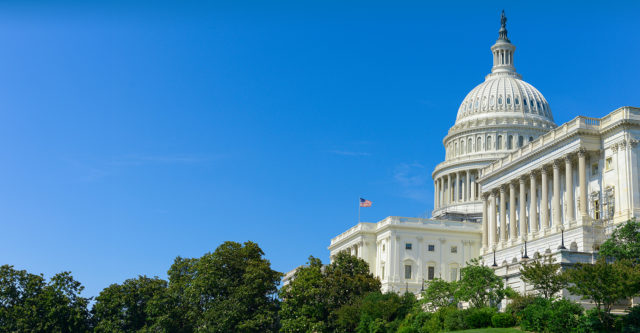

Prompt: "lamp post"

[522,233,529,259]
[420,278,425,292]
[558,223,567,250]
[492,245,498,267]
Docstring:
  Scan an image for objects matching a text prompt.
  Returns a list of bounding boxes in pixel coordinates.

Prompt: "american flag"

[360,198,372,207]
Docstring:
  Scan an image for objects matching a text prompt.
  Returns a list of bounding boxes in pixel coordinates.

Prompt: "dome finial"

[498,10,509,42]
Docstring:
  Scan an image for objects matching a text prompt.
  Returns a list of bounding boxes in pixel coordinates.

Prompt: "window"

[518,136,524,147]
[428,266,435,280]
[606,157,613,171]
[450,267,458,281]
[490,96,495,106]
[523,99,528,106]
[507,96,511,104]
[405,243,412,250]
[467,139,472,153]
[594,199,600,220]
[405,265,412,279]
[428,244,435,252]
[497,135,502,150]
[486,136,492,151]
[451,246,458,253]
[498,96,503,105]
[507,135,513,149]
[476,137,481,151]
[382,244,385,252]
[529,136,534,142]
[592,163,599,176]
[515,97,520,105]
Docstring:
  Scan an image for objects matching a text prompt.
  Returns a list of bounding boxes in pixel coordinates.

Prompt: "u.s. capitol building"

[329,12,640,297]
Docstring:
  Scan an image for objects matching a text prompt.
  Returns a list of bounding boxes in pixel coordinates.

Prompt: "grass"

[448,328,524,333]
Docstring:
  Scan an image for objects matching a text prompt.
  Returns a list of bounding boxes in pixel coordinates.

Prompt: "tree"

[455,258,505,308]
[0,265,91,332]
[335,291,417,332]
[519,255,568,299]
[160,241,282,333]
[92,275,168,332]
[600,219,640,264]
[567,258,640,328]
[421,278,457,309]
[279,252,381,332]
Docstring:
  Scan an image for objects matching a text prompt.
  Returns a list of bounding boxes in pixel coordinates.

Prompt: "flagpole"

[358,198,361,223]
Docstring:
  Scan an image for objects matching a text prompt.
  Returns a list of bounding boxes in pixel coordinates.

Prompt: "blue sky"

[1,1,639,298]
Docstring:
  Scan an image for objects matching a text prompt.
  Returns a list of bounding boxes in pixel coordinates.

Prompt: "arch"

[467,138,472,153]
[497,135,503,150]
[507,135,513,149]
[476,137,482,152]
[486,136,492,151]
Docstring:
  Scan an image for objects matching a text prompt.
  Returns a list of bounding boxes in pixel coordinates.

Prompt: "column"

[565,156,574,223]
[553,160,561,227]
[500,186,507,243]
[482,194,488,249]
[541,167,549,230]
[509,181,517,241]
[519,176,527,239]
[490,191,497,246]
[433,179,438,209]
[447,174,452,206]
[579,149,588,218]
[471,172,476,200]
[454,172,459,203]
[530,172,538,235]
[466,170,471,202]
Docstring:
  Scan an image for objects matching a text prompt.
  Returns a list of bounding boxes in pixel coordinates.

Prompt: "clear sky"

[1,1,639,299]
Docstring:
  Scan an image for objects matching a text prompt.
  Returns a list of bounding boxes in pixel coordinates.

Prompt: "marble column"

[490,191,497,246]
[565,156,574,223]
[541,167,549,230]
[434,180,438,209]
[455,172,460,203]
[553,160,561,227]
[482,194,488,249]
[500,186,507,243]
[447,174,452,206]
[579,149,588,218]
[466,170,471,202]
[471,171,476,200]
[530,172,538,235]
[519,176,527,239]
[509,181,517,241]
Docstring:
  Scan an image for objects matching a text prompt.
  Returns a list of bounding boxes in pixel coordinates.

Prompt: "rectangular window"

[405,243,412,250]
[451,246,458,253]
[450,268,458,281]
[404,265,412,279]
[605,157,613,171]
[428,244,435,252]
[594,199,600,220]
[592,163,599,176]
[428,266,435,280]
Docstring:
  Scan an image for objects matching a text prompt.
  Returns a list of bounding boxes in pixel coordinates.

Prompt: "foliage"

[279,251,381,333]
[518,297,583,333]
[0,265,91,332]
[160,241,282,333]
[443,307,467,331]
[397,311,432,333]
[576,308,611,333]
[520,255,568,299]
[519,297,552,332]
[505,294,536,324]
[600,219,640,265]
[623,305,640,333]
[491,312,515,328]
[421,278,457,310]
[455,258,505,308]
[335,291,416,333]
[92,275,168,332]
[464,307,496,329]
[567,258,640,328]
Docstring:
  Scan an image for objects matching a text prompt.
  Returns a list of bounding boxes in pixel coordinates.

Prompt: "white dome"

[455,75,554,126]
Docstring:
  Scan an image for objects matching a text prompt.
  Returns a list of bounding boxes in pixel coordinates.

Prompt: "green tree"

[567,258,640,328]
[420,278,457,309]
[600,219,640,264]
[160,241,282,333]
[519,255,568,299]
[0,265,91,332]
[92,275,169,332]
[279,252,381,332]
[455,258,505,308]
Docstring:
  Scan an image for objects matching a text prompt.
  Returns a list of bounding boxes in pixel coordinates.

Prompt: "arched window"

[486,136,492,151]
[523,99,528,106]
[467,138,472,153]
[454,142,458,156]
[497,135,503,150]
[518,136,524,147]
[515,97,520,105]
[507,135,513,149]
[498,96,503,105]
[490,96,495,106]
[529,136,534,142]
[506,96,511,104]
[461,140,465,155]
[476,137,482,151]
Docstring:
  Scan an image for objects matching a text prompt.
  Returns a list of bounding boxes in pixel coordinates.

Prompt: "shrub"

[623,305,640,333]
[505,294,537,323]
[547,299,583,333]
[520,297,552,332]
[491,312,516,328]
[464,307,496,329]
[576,308,608,333]
[443,308,467,331]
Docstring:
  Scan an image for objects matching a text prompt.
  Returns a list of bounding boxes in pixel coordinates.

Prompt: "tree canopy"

[600,219,640,264]
[454,258,505,308]
[520,255,568,299]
